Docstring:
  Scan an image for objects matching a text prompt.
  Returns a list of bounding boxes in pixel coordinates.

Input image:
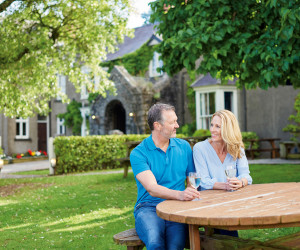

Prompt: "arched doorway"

[105,100,126,134]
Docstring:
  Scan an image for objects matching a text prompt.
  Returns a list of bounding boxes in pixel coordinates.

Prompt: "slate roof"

[106,23,158,61]
[191,73,237,87]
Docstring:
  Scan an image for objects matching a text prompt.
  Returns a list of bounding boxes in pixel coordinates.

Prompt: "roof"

[106,24,158,61]
[191,73,237,87]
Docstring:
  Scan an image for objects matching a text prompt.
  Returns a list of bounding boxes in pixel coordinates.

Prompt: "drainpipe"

[243,86,247,131]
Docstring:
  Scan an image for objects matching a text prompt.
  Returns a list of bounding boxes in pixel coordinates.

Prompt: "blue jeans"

[134,202,188,250]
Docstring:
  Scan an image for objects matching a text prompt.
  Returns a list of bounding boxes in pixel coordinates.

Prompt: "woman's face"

[210,115,223,143]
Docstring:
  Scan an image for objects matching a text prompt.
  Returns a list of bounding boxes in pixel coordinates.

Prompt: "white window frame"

[149,51,163,77]
[194,85,238,130]
[57,117,65,135]
[57,75,66,100]
[80,107,90,136]
[15,117,29,139]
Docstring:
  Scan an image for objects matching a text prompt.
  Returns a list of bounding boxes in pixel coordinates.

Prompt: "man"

[130,103,200,250]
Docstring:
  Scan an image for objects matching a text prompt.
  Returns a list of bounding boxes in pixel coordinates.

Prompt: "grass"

[0,164,299,249]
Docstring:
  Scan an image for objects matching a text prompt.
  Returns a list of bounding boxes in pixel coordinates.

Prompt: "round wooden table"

[156,183,300,250]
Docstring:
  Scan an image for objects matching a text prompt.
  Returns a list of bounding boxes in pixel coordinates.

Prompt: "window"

[199,92,216,129]
[57,75,66,100]
[224,92,233,111]
[194,86,238,130]
[16,117,29,139]
[149,52,163,77]
[57,118,65,135]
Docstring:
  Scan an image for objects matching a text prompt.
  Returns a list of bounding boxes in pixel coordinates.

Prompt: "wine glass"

[188,172,201,200]
[225,165,237,192]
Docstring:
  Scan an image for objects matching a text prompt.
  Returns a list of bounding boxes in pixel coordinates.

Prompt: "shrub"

[242,131,259,158]
[283,92,300,142]
[193,129,211,138]
[177,122,196,136]
[53,135,149,174]
[53,134,187,174]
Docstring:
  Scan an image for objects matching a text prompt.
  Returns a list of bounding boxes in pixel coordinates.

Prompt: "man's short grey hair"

[148,103,175,131]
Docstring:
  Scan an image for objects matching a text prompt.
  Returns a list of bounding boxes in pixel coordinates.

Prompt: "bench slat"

[113,228,145,247]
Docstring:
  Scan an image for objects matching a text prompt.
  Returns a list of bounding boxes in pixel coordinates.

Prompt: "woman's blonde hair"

[212,110,244,160]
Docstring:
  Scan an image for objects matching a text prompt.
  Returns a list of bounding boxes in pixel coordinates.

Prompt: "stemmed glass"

[188,172,201,200]
[225,165,237,192]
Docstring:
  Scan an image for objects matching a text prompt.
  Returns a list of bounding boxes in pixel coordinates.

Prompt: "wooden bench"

[113,228,300,249]
[113,228,144,250]
[115,141,141,178]
[245,138,280,159]
[280,141,300,159]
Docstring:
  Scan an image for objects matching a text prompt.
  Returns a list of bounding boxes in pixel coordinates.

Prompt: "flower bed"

[1,150,48,165]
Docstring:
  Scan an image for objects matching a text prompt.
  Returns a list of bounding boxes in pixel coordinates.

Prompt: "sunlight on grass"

[42,207,132,230]
[0,200,18,206]
[2,223,33,231]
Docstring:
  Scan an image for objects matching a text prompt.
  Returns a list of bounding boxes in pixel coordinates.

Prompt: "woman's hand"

[227,177,243,190]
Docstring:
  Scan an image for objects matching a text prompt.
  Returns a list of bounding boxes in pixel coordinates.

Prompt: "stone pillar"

[48,137,56,175]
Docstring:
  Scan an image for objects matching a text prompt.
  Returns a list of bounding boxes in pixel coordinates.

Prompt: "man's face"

[158,110,179,139]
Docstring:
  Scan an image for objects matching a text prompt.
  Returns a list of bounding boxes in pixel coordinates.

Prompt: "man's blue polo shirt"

[130,135,195,210]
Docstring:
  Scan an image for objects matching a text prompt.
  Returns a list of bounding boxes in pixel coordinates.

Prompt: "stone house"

[90,24,192,135]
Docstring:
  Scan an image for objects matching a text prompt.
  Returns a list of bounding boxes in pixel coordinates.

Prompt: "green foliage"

[177,122,196,136]
[283,92,300,141]
[101,43,157,76]
[0,0,133,117]
[150,0,300,89]
[53,135,150,174]
[186,70,197,119]
[54,134,188,174]
[0,147,3,156]
[193,129,211,138]
[242,131,259,158]
[58,100,82,135]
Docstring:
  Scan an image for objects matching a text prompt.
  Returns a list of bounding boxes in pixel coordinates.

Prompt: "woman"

[193,110,252,237]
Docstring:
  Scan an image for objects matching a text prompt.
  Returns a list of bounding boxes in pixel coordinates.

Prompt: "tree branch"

[0,0,15,13]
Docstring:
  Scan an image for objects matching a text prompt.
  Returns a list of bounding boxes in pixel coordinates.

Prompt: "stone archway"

[105,100,126,134]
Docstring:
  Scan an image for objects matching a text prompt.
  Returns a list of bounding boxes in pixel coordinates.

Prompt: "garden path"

[1,158,300,179]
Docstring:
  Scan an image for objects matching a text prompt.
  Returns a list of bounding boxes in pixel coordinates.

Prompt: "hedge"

[53,132,259,175]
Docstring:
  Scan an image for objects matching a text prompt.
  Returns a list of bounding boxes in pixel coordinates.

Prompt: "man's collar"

[146,135,176,151]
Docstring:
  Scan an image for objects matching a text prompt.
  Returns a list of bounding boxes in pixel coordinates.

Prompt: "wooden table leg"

[189,224,200,250]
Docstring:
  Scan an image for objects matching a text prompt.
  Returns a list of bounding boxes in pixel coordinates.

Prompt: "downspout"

[243,86,247,131]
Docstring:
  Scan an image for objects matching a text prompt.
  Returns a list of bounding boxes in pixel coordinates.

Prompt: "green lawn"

[0,164,299,249]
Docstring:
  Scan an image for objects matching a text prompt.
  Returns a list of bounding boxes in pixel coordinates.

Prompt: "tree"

[0,0,133,117]
[58,100,82,135]
[150,0,300,89]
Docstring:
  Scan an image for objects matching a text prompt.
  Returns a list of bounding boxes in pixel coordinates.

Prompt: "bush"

[242,131,259,158]
[53,134,187,174]
[177,122,196,136]
[193,129,211,138]
[53,135,150,174]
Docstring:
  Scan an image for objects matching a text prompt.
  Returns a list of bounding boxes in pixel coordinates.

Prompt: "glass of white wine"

[188,172,201,200]
[225,165,237,192]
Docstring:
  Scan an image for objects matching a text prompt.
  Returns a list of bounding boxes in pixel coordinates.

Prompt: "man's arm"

[136,170,200,201]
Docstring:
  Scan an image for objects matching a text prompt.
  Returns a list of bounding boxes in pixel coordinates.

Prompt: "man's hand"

[178,187,201,201]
